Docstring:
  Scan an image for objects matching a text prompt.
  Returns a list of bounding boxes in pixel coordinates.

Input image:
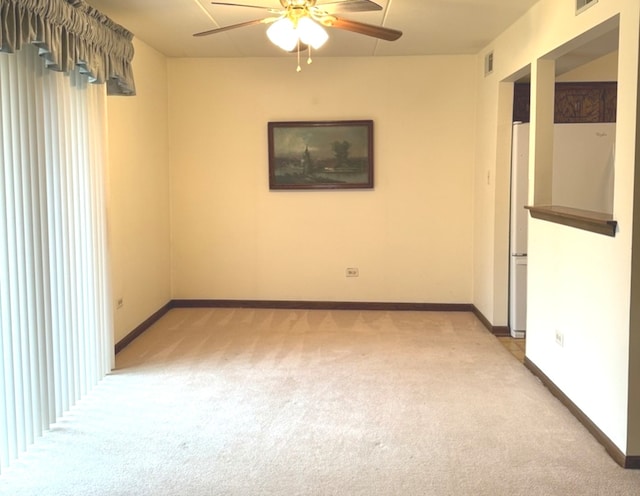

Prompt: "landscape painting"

[268,120,374,190]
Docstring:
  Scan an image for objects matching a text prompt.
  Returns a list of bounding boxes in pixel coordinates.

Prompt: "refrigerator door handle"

[512,253,527,257]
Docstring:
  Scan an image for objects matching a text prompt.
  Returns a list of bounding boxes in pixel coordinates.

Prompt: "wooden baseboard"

[114,301,173,354]
[171,299,474,312]
[627,456,640,469]
[525,357,640,469]
[471,305,510,336]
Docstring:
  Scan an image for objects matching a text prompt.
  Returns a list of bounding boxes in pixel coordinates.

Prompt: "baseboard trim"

[525,357,640,469]
[171,299,474,312]
[628,456,640,469]
[114,301,173,355]
[471,305,510,336]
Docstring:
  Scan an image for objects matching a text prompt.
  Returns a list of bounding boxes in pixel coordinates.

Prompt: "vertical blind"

[0,44,113,472]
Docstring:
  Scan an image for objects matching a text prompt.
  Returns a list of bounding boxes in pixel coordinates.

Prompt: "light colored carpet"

[1,308,640,495]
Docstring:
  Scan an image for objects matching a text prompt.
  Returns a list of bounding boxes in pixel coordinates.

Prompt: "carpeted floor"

[1,308,640,495]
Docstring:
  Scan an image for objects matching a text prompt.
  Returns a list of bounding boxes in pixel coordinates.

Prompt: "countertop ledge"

[525,205,617,237]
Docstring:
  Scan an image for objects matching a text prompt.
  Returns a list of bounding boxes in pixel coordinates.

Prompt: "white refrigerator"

[508,121,616,338]
[552,123,616,214]
[509,122,529,338]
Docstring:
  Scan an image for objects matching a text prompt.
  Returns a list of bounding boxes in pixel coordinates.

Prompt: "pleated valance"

[0,0,135,95]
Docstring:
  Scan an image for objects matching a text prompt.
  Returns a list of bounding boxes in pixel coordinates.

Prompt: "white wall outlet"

[116,298,124,309]
[555,329,564,347]
[346,267,359,277]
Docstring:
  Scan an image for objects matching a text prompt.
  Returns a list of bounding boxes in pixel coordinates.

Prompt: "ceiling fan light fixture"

[297,17,328,49]
[267,14,328,53]
[267,17,298,51]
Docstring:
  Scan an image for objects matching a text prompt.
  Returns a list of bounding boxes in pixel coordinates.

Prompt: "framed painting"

[268,120,374,190]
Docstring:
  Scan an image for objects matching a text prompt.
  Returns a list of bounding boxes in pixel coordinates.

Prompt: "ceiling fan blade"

[193,17,277,37]
[324,17,402,41]
[210,2,278,10]
[315,0,382,13]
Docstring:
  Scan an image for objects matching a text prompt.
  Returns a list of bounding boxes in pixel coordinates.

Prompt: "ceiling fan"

[194,0,402,70]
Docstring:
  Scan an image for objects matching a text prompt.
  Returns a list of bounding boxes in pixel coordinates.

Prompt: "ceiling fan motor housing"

[281,0,317,7]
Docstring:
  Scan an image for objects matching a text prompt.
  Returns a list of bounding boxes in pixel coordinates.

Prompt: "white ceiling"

[84,0,542,59]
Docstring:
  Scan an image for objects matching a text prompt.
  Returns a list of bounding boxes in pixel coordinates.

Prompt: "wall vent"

[484,51,494,77]
[576,0,598,15]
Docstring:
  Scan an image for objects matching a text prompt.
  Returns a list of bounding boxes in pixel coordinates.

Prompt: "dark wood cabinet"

[513,84,532,123]
[513,82,617,123]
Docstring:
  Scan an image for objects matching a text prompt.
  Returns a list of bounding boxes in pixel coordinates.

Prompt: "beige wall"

[474,0,640,454]
[556,50,619,82]
[107,39,171,343]
[167,56,476,304]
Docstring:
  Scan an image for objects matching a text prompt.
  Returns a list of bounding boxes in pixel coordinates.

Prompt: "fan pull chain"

[307,45,313,65]
[296,40,301,72]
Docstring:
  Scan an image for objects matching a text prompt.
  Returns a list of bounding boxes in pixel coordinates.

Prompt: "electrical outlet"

[346,267,359,277]
[555,329,564,347]
[116,298,124,309]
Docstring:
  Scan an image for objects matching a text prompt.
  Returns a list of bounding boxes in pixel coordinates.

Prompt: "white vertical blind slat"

[22,41,41,447]
[31,46,51,440]
[89,86,114,376]
[0,50,18,468]
[0,45,113,473]
[5,51,27,458]
[74,73,89,397]
[45,72,66,420]
[39,63,56,430]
